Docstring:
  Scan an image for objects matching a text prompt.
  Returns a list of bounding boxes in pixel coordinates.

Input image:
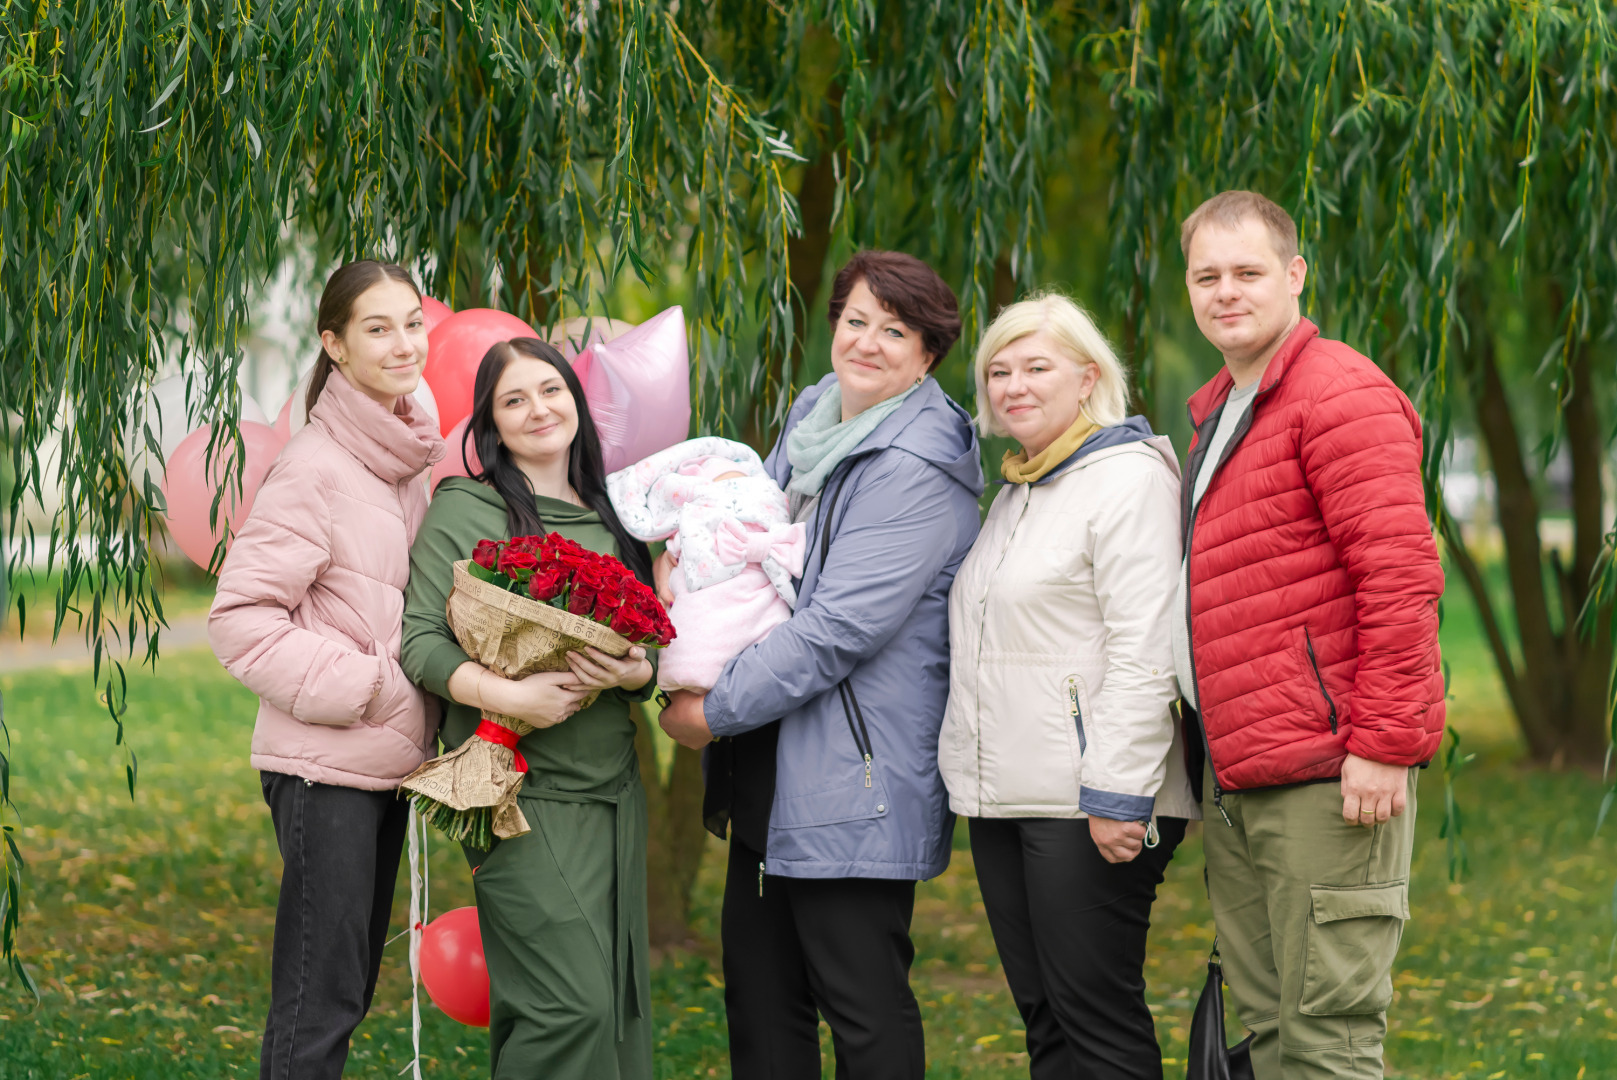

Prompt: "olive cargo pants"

[1202,764,1417,1080]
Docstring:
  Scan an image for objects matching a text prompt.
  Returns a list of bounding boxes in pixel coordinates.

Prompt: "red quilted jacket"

[1182,318,1445,793]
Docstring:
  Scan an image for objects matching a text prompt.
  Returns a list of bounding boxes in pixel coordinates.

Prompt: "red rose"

[497,548,540,578]
[541,534,588,563]
[471,539,503,570]
[507,534,544,555]
[528,567,568,603]
[610,604,655,642]
[567,564,609,616]
[591,578,628,622]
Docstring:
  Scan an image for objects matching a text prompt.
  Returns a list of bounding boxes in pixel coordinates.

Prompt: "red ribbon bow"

[475,719,529,773]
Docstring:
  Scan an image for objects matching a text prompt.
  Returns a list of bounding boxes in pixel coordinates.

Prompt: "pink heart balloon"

[423,309,539,437]
[161,422,287,570]
[578,306,691,473]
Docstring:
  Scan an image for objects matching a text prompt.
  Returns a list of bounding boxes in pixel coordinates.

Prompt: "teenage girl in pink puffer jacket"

[207,261,447,1080]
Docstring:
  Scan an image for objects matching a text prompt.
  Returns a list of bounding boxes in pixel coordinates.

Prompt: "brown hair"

[305,260,421,414]
[826,250,961,370]
[1179,190,1300,263]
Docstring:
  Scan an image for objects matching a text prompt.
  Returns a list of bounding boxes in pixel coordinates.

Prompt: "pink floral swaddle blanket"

[607,437,805,691]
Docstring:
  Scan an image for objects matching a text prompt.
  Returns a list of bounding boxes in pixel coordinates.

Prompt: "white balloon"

[241,392,270,427]
[274,364,316,437]
[123,376,194,490]
[411,377,439,425]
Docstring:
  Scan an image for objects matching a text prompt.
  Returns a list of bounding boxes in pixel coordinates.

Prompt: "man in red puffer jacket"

[1172,191,1444,1080]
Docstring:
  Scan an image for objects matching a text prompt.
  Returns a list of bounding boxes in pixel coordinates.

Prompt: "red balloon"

[421,296,454,334]
[161,422,287,570]
[419,906,490,1027]
[423,309,537,436]
[430,415,482,494]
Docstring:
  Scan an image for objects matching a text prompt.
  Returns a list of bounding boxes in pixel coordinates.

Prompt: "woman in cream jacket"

[940,292,1197,1080]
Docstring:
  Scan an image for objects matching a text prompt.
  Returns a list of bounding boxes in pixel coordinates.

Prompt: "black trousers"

[721,839,925,1080]
[259,772,409,1080]
[969,815,1187,1080]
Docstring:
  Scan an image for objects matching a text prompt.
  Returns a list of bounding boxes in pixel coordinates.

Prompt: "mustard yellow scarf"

[1000,413,1099,484]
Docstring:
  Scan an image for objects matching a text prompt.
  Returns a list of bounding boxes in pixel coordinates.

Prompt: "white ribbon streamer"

[399,804,429,1078]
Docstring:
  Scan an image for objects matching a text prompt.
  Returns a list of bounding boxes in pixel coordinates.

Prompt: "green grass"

[1,591,1612,1078]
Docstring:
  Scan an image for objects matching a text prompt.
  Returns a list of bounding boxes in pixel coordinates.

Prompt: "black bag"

[1186,943,1255,1080]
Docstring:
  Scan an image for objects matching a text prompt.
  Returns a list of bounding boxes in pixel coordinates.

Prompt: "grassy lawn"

[1,575,1612,1078]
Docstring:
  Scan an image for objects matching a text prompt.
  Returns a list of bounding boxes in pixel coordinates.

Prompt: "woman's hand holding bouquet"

[402,532,673,847]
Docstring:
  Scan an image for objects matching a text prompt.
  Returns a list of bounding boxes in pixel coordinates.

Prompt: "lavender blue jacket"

[705,374,984,879]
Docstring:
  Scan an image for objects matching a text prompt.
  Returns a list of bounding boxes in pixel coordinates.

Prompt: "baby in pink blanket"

[607,437,805,692]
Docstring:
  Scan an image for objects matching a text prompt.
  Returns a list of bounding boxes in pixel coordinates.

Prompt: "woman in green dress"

[401,337,657,1080]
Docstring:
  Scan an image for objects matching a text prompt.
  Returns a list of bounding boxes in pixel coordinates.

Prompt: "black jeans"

[259,772,410,1080]
[969,815,1188,1080]
[721,839,925,1080]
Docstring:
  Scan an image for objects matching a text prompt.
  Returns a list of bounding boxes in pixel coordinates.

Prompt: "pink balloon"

[423,309,538,436]
[430,415,483,493]
[579,306,691,473]
[162,422,287,570]
[421,296,454,334]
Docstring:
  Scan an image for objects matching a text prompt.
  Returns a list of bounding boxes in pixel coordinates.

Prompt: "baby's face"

[712,470,747,482]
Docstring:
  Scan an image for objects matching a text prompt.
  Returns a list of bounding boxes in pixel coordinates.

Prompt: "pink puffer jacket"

[209,370,446,790]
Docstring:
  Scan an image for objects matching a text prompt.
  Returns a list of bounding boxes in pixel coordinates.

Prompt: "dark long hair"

[464,338,654,586]
[306,261,421,414]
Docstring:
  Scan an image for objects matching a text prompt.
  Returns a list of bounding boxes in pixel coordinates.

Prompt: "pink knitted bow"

[714,519,807,577]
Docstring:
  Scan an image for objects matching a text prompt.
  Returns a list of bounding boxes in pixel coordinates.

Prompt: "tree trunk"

[1557,335,1612,762]
[1460,297,1610,765]
[634,704,711,946]
[741,100,841,455]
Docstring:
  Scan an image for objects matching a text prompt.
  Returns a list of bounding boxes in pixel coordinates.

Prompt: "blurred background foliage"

[3,0,1617,959]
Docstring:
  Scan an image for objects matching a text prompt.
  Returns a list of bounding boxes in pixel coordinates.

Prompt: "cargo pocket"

[1298,880,1409,1016]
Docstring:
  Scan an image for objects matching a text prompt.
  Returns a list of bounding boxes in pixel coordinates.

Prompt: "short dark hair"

[826,250,961,370]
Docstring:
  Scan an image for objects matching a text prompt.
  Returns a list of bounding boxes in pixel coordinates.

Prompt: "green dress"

[401,477,654,1080]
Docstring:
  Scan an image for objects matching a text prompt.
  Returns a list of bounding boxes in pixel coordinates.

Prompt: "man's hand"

[658,689,713,749]
[1340,753,1409,827]
[1089,816,1147,863]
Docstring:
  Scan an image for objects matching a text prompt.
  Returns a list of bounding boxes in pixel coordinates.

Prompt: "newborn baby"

[607,437,804,691]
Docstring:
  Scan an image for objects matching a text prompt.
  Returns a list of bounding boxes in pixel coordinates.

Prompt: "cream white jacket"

[939,435,1200,822]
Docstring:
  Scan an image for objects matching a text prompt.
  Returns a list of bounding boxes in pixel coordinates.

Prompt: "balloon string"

[401,804,425,1079]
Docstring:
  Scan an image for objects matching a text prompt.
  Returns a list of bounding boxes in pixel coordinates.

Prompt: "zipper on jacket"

[758,861,765,897]
[839,682,874,788]
[1067,677,1087,754]
[973,489,1034,814]
[1181,390,1267,827]
[1303,628,1339,734]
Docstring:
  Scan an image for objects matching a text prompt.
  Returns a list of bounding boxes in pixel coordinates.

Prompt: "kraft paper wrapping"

[401,560,632,844]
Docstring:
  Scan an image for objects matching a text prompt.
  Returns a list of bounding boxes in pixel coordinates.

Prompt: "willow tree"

[4,0,1616,979]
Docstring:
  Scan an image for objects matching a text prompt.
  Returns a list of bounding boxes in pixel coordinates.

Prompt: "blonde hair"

[1180,190,1299,262]
[973,292,1131,437]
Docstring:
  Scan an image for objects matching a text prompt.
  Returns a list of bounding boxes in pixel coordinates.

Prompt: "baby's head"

[712,470,747,483]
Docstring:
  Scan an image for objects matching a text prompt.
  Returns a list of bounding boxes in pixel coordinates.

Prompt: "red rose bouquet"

[467,533,675,646]
[401,533,674,847]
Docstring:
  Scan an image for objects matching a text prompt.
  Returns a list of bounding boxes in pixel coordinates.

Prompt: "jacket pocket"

[1299,880,1408,1016]
[1303,628,1339,735]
